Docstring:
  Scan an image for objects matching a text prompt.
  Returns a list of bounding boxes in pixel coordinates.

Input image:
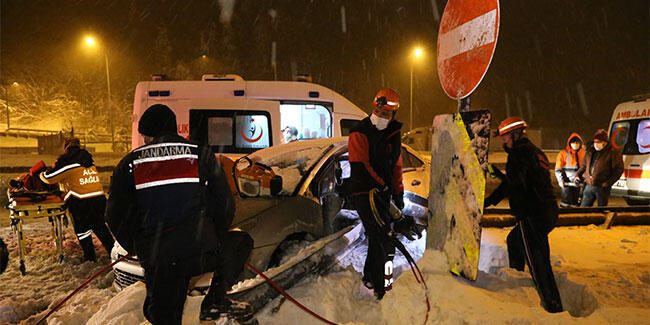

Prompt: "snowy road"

[0,218,648,324]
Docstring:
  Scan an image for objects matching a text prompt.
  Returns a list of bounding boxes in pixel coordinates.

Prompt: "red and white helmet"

[373,88,400,111]
[497,116,528,136]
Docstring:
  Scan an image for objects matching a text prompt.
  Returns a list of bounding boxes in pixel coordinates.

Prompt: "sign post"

[427,0,499,281]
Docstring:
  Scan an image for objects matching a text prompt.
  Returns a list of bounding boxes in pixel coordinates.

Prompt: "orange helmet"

[497,116,527,136]
[373,88,400,111]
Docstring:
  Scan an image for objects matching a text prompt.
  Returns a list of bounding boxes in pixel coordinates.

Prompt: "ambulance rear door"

[188,98,281,155]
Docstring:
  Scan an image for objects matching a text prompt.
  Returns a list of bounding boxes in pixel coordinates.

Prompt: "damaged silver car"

[111,137,429,291]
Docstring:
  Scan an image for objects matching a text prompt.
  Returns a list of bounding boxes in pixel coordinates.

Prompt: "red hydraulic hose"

[36,254,131,325]
[245,262,338,325]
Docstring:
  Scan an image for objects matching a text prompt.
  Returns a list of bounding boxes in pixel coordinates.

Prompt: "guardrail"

[485,206,650,214]
[482,205,650,228]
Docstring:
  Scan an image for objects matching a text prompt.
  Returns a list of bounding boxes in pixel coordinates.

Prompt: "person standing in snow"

[40,138,114,262]
[575,129,624,207]
[106,104,253,324]
[555,133,585,207]
[347,88,421,300]
[484,117,563,313]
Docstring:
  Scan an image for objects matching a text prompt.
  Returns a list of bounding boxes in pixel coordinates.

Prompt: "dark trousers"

[207,231,254,296]
[143,231,253,324]
[560,186,581,206]
[581,185,610,207]
[66,195,115,261]
[0,237,8,274]
[143,266,191,325]
[352,194,395,296]
[507,218,563,312]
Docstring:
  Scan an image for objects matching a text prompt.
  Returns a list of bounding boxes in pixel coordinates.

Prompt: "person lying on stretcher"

[8,160,61,203]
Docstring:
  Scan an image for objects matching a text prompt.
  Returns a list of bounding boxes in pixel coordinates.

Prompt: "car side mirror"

[270,175,283,196]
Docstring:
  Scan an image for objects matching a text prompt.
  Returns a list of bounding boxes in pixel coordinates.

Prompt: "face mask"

[370,113,390,130]
[570,142,580,150]
[594,142,606,151]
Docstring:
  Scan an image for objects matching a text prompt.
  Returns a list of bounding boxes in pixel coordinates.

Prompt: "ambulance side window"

[280,103,332,140]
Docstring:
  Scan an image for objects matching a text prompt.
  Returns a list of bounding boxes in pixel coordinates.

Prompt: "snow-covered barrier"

[427,111,491,281]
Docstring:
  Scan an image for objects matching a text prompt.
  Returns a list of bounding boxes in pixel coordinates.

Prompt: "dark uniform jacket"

[347,117,404,196]
[106,135,235,276]
[486,137,557,232]
[576,143,624,188]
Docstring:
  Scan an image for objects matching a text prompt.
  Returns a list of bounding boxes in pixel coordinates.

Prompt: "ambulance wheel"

[624,197,650,206]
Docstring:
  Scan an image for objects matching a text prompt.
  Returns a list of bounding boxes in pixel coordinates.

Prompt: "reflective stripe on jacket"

[106,134,235,275]
[40,149,104,201]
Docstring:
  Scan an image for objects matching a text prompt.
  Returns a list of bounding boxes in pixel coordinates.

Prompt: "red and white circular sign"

[437,0,500,99]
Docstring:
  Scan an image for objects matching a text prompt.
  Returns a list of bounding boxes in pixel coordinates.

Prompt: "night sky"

[1,0,648,148]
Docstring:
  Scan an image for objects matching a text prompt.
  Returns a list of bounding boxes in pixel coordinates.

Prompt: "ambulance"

[131,74,368,154]
[608,94,650,205]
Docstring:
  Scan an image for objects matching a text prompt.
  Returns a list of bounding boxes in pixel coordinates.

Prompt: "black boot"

[200,281,252,321]
[542,298,564,313]
[79,237,96,262]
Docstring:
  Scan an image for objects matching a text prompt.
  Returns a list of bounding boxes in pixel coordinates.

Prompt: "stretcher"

[6,190,67,275]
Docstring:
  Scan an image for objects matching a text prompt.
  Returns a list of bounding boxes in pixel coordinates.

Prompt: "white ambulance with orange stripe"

[608,94,650,205]
[131,74,367,155]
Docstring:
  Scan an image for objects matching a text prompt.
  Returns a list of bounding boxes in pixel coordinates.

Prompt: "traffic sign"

[437,0,500,99]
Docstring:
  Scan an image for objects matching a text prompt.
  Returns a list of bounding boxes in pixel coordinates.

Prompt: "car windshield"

[247,138,343,194]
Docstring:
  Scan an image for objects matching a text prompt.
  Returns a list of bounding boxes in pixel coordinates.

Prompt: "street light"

[4,82,19,130]
[83,35,114,150]
[410,47,424,131]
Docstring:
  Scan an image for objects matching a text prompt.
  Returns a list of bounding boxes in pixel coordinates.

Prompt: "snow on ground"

[1,217,648,324]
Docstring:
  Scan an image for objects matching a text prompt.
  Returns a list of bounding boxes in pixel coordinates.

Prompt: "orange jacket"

[554,133,585,185]
[40,162,104,201]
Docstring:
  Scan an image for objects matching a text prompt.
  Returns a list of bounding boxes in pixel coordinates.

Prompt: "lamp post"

[84,36,114,150]
[410,47,423,131]
[4,82,18,130]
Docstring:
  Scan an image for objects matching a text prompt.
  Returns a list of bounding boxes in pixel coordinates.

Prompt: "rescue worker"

[40,138,114,262]
[575,129,624,206]
[106,104,253,324]
[555,133,585,206]
[347,88,421,300]
[484,117,563,313]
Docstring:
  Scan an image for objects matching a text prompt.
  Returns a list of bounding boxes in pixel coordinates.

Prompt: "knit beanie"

[64,138,81,150]
[138,104,177,137]
[593,129,608,142]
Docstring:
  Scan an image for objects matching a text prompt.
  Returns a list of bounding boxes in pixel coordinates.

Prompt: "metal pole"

[104,53,113,151]
[410,63,413,131]
[5,85,9,130]
[458,96,470,113]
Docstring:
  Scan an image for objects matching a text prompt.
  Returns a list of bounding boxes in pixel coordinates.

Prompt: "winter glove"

[487,164,505,180]
[393,215,421,241]
[393,193,405,211]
